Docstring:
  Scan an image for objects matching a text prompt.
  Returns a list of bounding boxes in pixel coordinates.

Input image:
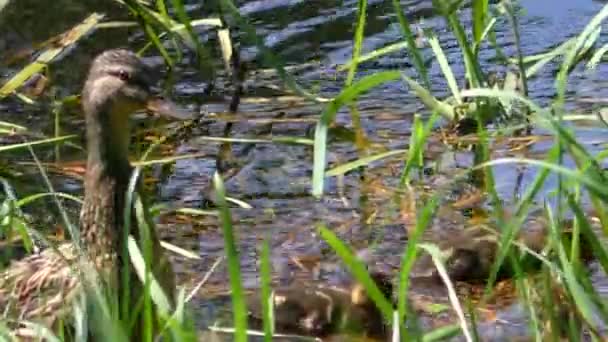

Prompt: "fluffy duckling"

[412,210,596,283]
[247,271,393,338]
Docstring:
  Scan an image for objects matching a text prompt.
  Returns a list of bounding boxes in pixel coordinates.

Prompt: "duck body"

[0,244,79,323]
[0,49,181,338]
[247,272,392,338]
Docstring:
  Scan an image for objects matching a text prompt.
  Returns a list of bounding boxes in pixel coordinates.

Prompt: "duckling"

[247,272,393,338]
[0,49,187,337]
[412,210,596,283]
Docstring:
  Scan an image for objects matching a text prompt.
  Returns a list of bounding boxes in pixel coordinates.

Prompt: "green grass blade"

[555,3,608,106]
[422,324,462,341]
[472,0,488,45]
[501,1,528,96]
[213,172,248,342]
[587,43,608,69]
[325,149,407,177]
[260,238,274,341]
[433,0,483,87]
[391,0,430,88]
[338,41,410,72]
[345,0,367,86]
[426,32,461,103]
[16,192,83,207]
[312,70,401,197]
[131,200,172,314]
[397,194,439,339]
[169,0,215,78]
[400,75,454,120]
[479,147,558,295]
[570,200,608,276]
[545,207,602,329]
[317,225,394,320]
[0,14,103,98]
[0,135,76,153]
[121,0,174,67]
[399,109,441,186]
[418,243,473,341]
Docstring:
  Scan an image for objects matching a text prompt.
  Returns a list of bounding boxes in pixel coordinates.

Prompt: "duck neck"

[80,94,176,310]
[80,102,133,260]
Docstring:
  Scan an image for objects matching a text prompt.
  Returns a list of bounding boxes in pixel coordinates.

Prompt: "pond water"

[1,0,608,340]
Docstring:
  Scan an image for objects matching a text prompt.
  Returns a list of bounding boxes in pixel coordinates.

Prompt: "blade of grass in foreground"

[399,109,441,186]
[0,13,103,98]
[161,289,197,341]
[417,243,472,342]
[480,147,557,296]
[555,3,608,107]
[400,75,454,120]
[130,201,173,314]
[0,135,76,153]
[0,120,26,132]
[501,1,528,97]
[317,225,394,321]
[312,70,401,197]
[214,172,248,342]
[571,199,608,277]
[397,193,440,341]
[567,198,608,322]
[472,0,488,46]
[422,324,462,342]
[391,0,430,88]
[427,33,461,103]
[345,0,367,86]
[545,206,602,331]
[325,149,408,177]
[433,0,483,87]
[169,0,215,78]
[260,238,274,342]
[120,0,174,67]
[338,41,410,72]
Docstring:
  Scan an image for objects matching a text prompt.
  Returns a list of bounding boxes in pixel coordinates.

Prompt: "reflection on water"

[1,0,608,339]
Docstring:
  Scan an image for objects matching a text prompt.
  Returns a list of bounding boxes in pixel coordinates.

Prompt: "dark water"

[1,0,608,340]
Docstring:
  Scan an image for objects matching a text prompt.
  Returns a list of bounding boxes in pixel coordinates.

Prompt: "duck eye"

[117,70,130,81]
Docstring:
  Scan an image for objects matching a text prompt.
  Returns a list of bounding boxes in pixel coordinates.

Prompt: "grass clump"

[2,0,608,341]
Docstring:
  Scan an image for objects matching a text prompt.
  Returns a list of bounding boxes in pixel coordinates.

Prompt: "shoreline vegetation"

[1,0,608,340]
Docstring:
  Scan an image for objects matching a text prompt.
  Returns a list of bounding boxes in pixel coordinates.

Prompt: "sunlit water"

[1,0,607,339]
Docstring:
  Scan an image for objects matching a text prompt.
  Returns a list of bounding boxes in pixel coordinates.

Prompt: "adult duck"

[0,49,186,338]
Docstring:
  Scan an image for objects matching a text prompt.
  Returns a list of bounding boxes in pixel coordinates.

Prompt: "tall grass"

[2,0,608,340]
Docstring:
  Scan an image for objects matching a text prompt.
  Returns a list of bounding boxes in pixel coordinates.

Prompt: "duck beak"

[145,97,192,120]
